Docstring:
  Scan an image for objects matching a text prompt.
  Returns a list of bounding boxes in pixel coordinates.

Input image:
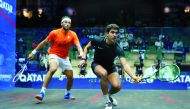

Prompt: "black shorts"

[91,62,117,75]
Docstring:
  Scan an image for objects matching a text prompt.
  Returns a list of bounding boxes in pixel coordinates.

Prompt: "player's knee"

[112,85,121,91]
[49,67,57,74]
[50,68,57,72]
[66,74,73,79]
[65,71,73,79]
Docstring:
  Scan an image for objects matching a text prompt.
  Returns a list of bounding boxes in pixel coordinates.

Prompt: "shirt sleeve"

[116,45,125,58]
[72,32,80,46]
[90,37,99,46]
[47,31,55,42]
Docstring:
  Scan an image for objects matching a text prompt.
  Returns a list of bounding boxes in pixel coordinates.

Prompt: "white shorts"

[48,54,72,71]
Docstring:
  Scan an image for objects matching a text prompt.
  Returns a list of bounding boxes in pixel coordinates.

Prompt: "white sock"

[103,94,110,103]
[109,94,116,100]
[65,90,70,94]
[40,87,46,94]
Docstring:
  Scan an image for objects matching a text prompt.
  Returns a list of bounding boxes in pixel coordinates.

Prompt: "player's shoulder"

[115,42,121,48]
[51,28,61,34]
[115,42,123,50]
[69,30,77,36]
[90,36,104,42]
[68,29,75,33]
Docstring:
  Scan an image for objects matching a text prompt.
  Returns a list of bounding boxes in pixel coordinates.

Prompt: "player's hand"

[76,55,82,59]
[76,52,84,59]
[28,53,34,60]
[132,76,141,83]
[78,60,86,68]
[79,63,87,76]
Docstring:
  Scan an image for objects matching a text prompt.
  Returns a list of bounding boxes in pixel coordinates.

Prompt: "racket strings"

[12,61,29,82]
[141,64,180,82]
[158,64,180,81]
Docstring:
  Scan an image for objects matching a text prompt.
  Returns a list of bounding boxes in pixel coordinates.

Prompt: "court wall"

[0,0,16,89]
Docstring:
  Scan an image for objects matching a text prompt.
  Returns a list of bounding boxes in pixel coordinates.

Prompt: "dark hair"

[105,24,119,33]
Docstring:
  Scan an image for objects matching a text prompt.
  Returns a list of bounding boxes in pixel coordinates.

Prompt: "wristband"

[81,57,87,60]
[31,49,37,55]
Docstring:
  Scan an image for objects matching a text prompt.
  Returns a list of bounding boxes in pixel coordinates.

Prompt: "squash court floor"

[0,88,190,109]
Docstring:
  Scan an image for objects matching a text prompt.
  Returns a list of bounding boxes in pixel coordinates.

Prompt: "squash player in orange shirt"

[28,16,83,102]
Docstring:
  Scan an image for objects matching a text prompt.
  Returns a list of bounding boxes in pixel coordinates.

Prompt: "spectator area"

[16,27,190,77]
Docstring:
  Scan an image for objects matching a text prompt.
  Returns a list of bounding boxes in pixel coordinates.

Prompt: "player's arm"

[78,41,92,67]
[119,57,141,82]
[75,43,83,57]
[82,41,92,59]
[72,32,84,57]
[119,57,136,78]
[28,38,49,59]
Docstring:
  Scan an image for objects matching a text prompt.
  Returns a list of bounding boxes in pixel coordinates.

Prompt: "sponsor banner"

[0,0,16,30]
[0,0,13,13]
[15,71,190,90]
[0,74,14,90]
[0,74,12,81]
[0,0,16,89]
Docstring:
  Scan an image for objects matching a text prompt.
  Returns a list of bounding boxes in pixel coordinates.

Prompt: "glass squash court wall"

[0,0,16,89]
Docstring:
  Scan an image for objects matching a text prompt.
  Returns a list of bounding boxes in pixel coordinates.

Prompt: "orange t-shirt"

[47,28,80,58]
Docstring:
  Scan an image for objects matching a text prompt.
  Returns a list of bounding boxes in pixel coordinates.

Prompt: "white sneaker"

[105,102,112,109]
[109,95,117,106]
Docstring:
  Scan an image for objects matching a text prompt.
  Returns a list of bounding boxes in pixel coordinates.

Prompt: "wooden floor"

[0,88,190,109]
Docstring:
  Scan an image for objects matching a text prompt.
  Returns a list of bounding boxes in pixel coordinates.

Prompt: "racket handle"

[79,64,87,76]
[132,77,142,83]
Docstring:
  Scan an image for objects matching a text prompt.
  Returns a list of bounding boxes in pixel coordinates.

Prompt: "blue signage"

[0,0,16,89]
[15,71,190,90]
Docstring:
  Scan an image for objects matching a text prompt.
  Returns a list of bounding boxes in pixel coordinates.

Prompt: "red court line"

[11,94,36,102]
[39,92,103,103]
[123,95,175,103]
[0,93,35,102]
[162,95,175,103]
[121,99,164,103]
[0,9,16,29]
[87,92,102,102]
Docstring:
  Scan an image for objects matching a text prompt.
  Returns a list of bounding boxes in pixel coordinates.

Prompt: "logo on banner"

[125,75,190,84]
[172,75,190,83]
[0,74,12,81]
[19,73,46,82]
[0,0,13,13]
[125,77,154,84]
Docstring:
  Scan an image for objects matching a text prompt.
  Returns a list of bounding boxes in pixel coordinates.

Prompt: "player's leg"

[64,70,73,91]
[92,63,109,95]
[108,72,121,95]
[61,57,75,99]
[107,72,121,106]
[64,70,76,100]
[42,60,58,87]
[35,55,58,101]
[91,62,112,109]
